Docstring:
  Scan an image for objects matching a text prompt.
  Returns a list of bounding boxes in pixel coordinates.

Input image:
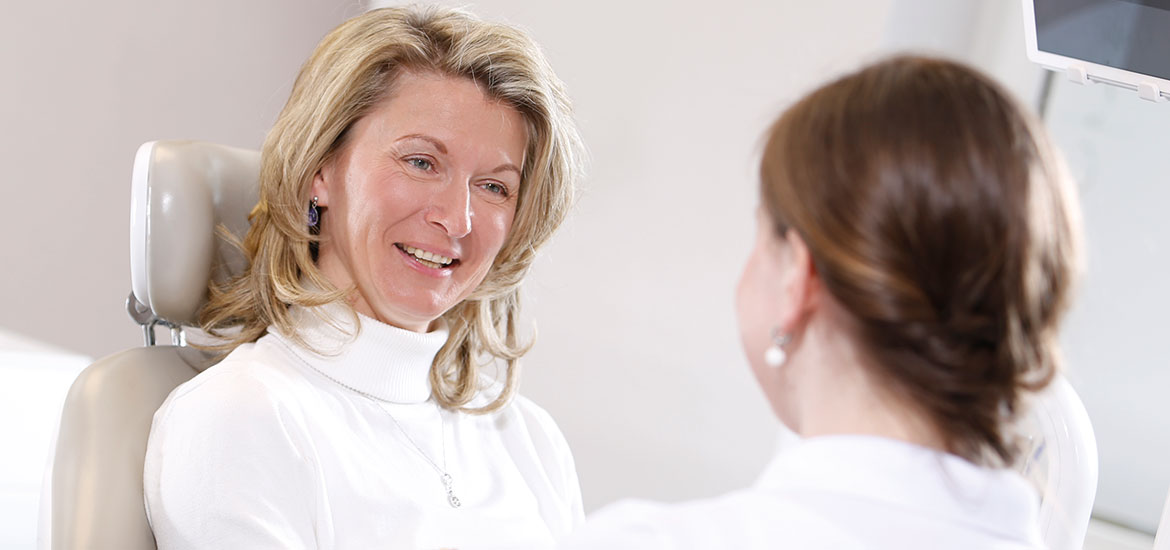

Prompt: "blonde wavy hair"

[199,5,584,414]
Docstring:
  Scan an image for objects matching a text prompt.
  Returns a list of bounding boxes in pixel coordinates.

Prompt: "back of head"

[760,56,1082,465]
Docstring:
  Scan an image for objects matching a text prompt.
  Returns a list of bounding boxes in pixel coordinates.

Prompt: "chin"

[411,294,460,320]
[397,303,451,326]
[361,295,448,331]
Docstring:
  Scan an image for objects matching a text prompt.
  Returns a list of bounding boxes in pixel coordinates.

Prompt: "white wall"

[884,0,1046,105]
[0,0,356,358]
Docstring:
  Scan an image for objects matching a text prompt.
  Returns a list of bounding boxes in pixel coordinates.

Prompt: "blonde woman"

[564,56,1081,548]
[143,6,585,548]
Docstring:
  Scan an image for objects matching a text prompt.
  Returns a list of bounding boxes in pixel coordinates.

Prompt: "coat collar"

[756,435,1043,542]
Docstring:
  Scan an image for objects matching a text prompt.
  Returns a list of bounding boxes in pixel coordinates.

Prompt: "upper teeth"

[403,245,453,266]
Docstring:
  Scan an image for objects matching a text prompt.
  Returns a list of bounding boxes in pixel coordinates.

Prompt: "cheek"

[736,237,790,370]
[735,267,754,338]
[736,262,768,361]
[736,255,772,342]
[464,206,516,279]
[494,207,517,249]
[478,205,516,254]
[737,262,778,405]
[738,256,794,424]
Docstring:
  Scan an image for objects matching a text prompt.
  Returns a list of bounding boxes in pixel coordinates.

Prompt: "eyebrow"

[490,163,522,176]
[397,133,522,177]
[396,133,448,154]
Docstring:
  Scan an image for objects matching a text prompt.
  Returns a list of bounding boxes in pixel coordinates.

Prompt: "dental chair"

[1017,375,1099,550]
[49,141,259,550]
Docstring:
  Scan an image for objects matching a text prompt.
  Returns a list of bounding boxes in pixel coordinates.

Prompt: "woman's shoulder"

[504,393,563,432]
[482,386,571,451]
[152,335,316,430]
[144,338,322,543]
[511,394,577,463]
[475,387,583,518]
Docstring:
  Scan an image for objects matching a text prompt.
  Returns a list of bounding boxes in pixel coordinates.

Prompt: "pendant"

[443,473,461,508]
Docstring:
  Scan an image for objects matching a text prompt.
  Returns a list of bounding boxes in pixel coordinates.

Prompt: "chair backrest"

[1156,490,1170,549]
[50,141,260,550]
[1015,374,1099,550]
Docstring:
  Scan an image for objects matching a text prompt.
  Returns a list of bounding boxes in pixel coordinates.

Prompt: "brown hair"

[198,6,584,413]
[760,56,1082,465]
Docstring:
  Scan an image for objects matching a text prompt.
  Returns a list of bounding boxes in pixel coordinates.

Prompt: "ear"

[309,162,333,207]
[777,230,821,331]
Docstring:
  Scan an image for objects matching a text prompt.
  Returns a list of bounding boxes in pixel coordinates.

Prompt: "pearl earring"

[765,328,791,368]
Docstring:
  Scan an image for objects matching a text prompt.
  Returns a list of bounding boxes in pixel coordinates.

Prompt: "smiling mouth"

[396,243,458,269]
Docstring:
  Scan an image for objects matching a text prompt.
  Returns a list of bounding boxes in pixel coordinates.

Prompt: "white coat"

[561,435,1043,549]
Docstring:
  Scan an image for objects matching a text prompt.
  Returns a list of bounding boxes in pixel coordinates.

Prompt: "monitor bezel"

[1022,0,1170,101]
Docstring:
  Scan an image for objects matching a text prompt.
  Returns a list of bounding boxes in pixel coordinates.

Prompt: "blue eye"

[406,157,434,171]
[482,182,509,197]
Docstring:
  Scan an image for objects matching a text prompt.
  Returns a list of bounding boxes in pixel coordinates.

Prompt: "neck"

[786,314,947,453]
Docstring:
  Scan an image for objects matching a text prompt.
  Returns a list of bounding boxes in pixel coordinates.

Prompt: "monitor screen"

[1034,0,1170,82]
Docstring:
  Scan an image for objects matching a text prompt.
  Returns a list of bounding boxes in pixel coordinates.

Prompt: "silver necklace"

[275,338,462,508]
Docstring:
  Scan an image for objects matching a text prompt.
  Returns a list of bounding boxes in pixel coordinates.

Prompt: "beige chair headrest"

[129,140,260,327]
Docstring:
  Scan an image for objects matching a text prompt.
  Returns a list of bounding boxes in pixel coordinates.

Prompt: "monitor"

[1023,0,1170,102]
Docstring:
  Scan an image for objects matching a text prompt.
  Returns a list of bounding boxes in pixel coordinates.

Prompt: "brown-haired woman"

[143,6,585,549]
[563,56,1081,549]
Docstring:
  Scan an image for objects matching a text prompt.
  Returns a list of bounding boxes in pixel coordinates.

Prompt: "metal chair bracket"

[126,291,185,347]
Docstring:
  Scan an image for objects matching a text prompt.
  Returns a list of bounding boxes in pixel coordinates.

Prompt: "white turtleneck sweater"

[143,304,583,549]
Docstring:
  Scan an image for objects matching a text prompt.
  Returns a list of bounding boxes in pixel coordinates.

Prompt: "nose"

[426,177,472,238]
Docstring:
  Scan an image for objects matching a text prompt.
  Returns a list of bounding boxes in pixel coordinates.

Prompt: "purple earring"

[308,196,319,228]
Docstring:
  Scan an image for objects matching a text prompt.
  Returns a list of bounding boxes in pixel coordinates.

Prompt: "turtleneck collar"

[271,301,450,404]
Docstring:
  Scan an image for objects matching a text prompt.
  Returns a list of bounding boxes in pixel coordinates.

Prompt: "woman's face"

[312,71,527,332]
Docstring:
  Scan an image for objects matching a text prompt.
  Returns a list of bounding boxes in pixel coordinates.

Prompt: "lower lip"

[396,245,455,278]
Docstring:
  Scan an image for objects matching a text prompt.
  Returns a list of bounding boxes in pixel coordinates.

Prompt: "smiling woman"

[310,71,529,333]
[141,6,585,549]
